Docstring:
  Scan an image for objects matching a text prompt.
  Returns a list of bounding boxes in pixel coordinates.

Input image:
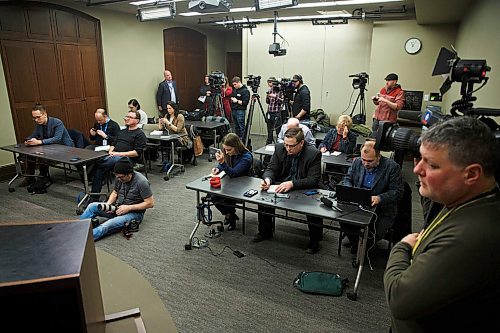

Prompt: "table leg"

[7,152,22,192]
[348,225,369,301]
[185,191,202,250]
[77,164,91,212]
[242,201,246,235]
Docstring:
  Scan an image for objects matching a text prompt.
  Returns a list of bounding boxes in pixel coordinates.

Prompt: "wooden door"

[226,52,242,80]
[164,28,207,112]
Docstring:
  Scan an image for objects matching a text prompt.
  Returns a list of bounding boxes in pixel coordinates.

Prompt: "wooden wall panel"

[58,44,84,100]
[0,6,27,39]
[54,10,77,43]
[33,43,60,102]
[77,17,96,44]
[1,40,37,103]
[26,7,52,41]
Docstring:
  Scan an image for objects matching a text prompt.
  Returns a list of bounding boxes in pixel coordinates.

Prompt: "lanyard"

[100,120,109,133]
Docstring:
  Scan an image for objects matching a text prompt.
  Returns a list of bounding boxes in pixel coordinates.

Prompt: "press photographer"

[290,74,311,120]
[372,73,405,133]
[79,158,154,241]
[230,76,250,139]
[265,77,285,144]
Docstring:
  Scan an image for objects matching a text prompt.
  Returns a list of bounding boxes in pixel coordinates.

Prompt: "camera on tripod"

[349,72,369,90]
[375,47,498,157]
[209,71,225,92]
[245,75,261,94]
[271,78,294,100]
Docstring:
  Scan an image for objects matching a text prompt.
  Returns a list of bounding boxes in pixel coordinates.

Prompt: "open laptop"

[335,184,372,207]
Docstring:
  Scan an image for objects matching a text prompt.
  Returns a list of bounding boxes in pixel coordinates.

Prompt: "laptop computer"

[335,184,372,207]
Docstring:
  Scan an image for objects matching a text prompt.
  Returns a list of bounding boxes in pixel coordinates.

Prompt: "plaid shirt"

[266,89,284,113]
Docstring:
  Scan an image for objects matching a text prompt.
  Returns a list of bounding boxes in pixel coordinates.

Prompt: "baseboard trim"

[0,164,16,182]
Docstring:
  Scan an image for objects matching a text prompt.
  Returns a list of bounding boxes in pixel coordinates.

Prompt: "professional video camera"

[375,47,498,157]
[209,71,225,92]
[349,72,369,90]
[97,203,117,212]
[245,75,261,94]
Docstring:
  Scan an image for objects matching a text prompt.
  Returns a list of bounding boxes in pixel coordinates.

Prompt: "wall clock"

[405,38,422,54]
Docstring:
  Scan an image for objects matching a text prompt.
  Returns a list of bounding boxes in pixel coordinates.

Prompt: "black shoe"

[91,218,100,228]
[223,213,239,225]
[252,233,272,243]
[306,243,320,254]
[19,177,34,187]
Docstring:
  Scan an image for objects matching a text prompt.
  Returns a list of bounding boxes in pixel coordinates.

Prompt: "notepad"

[266,185,278,194]
[265,145,275,152]
[150,130,163,136]
[160,135,175,139]
[94,145,110,152]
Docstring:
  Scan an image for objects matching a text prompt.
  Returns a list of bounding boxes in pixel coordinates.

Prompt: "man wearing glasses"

[80,158,154,241]
[253,127,323,254]
[90,111,147,198]
[20,103,74,187]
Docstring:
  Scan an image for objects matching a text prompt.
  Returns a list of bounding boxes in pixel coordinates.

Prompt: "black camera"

[123,219,140,233]
[349,72,369,90]
[209,71,225,91]
[97,203,117,212]
[276,78,295,100]
[245,75,261,93]
[375,48,499,158]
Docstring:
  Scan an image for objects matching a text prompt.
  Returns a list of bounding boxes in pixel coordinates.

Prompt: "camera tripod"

[206,90,224,117]
[349,85,367,125]
[243,93,267,149]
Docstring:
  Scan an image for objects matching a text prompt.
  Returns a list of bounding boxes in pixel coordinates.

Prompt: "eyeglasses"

[124,116,137,120]
[114,174,129,180]
[284,142,301,149]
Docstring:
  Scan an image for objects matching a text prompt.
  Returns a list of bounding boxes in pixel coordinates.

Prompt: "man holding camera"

[230,76,250,140]
[290,74,311,120]
[86,108,120,150]
[265,77,284,144]
[384,117,500,332]
[371,73,405,132]
[80,158,154,241]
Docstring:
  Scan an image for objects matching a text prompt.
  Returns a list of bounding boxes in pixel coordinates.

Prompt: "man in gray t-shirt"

[80,158,154,241]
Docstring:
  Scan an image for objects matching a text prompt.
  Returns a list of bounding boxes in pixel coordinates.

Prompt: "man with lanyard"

[265,77,284,144]
[80,158,154,241]
[290,74,311,120]
[86,108,120,150]
[90,110,147,198]
[20,103,74,187]
[253,127,323,254]
[384,117,500,332]
[156,69,179,116]
[341,140,403,253]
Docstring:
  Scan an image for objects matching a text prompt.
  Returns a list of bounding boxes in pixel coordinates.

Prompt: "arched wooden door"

[163,28,207,112]
[0,1,106,142]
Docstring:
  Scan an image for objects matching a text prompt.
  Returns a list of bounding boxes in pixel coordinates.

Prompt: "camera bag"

[293,271,348,296]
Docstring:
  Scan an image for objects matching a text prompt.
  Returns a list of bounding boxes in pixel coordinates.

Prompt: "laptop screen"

[335,184,372,207]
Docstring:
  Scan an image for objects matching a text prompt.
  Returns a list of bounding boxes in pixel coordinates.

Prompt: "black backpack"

[27,177,52,194]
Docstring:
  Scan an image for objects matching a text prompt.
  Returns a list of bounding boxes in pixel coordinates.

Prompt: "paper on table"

[266,184,278,193]
[205,170,226,179]
[94,145,110,152]
[322,151,330,156]
[160,135,174,139]
[265,145,275,152]
[332,151,342,156]
[149,130,163,136]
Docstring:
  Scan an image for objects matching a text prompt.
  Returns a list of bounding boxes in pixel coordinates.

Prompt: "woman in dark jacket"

[319,115,357,154]
[211,133,252,231]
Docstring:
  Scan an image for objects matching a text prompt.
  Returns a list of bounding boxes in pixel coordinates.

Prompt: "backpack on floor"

[293,271,348,296]
[27,177,52,194]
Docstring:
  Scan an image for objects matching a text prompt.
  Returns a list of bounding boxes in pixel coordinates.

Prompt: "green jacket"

[384,190,500,332]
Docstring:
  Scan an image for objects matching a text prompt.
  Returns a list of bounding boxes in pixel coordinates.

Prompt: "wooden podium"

[0,220,105,333]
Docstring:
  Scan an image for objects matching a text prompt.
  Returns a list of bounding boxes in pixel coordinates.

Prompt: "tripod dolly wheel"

[347,292,358,301]
[164,175,170,181]
[217,225,224,232]
[76,209,83,215]
[185,243,192,250]
[8,187,15,193]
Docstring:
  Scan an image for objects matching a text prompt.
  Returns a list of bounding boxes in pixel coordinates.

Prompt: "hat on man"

[384,73,399,81]
[114,158,134,175]
[267,76,277,82]
[292,74,303,82]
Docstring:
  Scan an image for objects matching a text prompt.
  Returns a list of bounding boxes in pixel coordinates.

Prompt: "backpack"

[184,109,206,121]
[293,271,348,296]
[310,108,331,128]
[27,177,52,194]
[351,123,372,137]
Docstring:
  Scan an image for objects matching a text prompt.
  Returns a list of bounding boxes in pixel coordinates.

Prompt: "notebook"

[335,184,372,207]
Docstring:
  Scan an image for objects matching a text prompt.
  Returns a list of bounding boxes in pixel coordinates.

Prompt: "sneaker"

[306,243,320,254]
[252,233,272,243]
[19,177,34,187]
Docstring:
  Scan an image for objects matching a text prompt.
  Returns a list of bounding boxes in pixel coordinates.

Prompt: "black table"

[185,120,227,161]
[1,144,107,208]
[144,132,184,180]
[185,176,374,300]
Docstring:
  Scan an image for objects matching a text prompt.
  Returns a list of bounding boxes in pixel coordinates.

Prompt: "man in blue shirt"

[342,140,403,252]
[20,103,74,187]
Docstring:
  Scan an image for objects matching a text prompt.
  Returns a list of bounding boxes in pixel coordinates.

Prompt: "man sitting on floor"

[90,110,147,198]
[20,103,74,187]
[254,127,323,254]
[80,158,154,241]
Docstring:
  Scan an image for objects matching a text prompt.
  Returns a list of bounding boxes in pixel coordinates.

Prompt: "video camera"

[209,71,225,92]
[349,72,369,90]
[245,75,261,94]
[375,47,499,157]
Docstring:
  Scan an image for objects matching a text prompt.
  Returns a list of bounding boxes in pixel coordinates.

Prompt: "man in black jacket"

[86,108,120,150]
[290,74,311,120]
[230,76,250,140]
[253,127,323,254]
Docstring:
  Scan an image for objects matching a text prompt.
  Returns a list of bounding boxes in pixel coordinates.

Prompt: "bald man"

[156,69,179,115]
[277,117,316,145]
[86,108,120,150]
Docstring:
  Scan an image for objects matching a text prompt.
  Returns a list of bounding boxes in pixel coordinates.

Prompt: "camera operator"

[230,76,250,139]
[384,117,500,332]
[290,74,311,120]
[265,77,284,144]
[80,158,154,241]
[199,75,213,115]
[371,73,404,132]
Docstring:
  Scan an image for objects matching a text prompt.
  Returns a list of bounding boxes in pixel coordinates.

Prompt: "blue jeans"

[232,109,246,139]
[80,202,144,241]
[91,155,127,194]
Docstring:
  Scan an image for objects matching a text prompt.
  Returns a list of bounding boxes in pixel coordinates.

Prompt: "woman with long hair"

[222,75,233,122]
[128,98,148,126]
[158,101,191,148]
[211,133,252,231]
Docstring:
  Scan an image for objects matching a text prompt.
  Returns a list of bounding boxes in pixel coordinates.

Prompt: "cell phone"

[304,190,319,196]
[209,147,222,155]
[69,157,81,162]
[243,189,258,197]
[275,193,290,198]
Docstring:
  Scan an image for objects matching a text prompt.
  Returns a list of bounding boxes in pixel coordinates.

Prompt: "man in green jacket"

[384,117,500,332]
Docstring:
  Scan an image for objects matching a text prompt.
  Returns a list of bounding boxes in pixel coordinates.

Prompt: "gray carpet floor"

[0,134,423,333]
